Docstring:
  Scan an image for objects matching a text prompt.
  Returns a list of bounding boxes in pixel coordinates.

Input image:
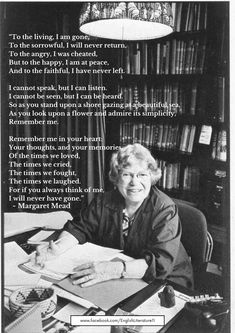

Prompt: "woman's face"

[116,158,152,206]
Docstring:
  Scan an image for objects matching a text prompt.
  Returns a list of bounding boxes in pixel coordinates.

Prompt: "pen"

[29,237,67,247]
[24,237,68,264]
[175,293,192,302]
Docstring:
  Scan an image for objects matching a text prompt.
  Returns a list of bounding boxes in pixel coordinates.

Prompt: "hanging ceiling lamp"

[79,2,174,41]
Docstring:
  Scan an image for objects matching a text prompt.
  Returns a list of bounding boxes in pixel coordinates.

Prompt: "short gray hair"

[109,144,162,185]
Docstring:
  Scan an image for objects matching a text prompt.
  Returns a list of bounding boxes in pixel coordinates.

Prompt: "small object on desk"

[9,286,57,320]
[53,302,87,324]
[190,293,223,303]
[53,285,96,309]
[158,285,175,308]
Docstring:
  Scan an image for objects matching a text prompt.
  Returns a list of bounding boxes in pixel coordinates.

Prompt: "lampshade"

[79,2,174,41]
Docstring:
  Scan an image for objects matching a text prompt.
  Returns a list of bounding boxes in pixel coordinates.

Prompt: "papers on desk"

[4,242,41,311]
[5,241,28,264]
[21,241,147,311]
[5,263,41,286]
[23,242,122,280]
[53,302,87,324]
[53,285,97,309]
[4,242,41,287]
[57,277,148,311]
[132,286,188,333]
[4,211,72,237]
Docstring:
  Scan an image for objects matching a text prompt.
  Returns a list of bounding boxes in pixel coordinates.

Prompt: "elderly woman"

[36,144,193,289]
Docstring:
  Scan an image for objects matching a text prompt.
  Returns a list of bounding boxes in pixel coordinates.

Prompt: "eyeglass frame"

[119,170,151,182]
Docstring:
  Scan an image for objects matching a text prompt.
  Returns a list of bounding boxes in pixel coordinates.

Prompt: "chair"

[173,199,223,294]
[173,199,212,267]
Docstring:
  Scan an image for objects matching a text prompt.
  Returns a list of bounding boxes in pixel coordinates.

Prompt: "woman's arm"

[142,203,181,283]
[35,195,103,267]
[70,258,148,287]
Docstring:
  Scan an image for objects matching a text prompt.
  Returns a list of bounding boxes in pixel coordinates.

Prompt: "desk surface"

[4,231,229,333]
[111,280,196,333]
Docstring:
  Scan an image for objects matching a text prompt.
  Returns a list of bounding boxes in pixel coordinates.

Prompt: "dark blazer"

[64,186,193,289]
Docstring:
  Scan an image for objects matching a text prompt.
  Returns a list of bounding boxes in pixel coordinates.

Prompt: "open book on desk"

[22,242,122,280]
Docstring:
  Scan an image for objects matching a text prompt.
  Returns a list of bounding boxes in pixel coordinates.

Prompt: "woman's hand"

[32,241,61,268]
[70,261,123,287]
[31,231,79,268]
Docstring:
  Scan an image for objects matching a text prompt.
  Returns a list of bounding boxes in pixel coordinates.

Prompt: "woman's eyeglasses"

[120,171,150,182]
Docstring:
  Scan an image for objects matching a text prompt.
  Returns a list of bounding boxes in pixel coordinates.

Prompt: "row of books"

[121,37,207,75]
[182,166,200,192]
[119,121,196,154]
[179,125,196,154]
[172,2,208,32]
[157,160,180,190]
[119,81,204,116]
[211,130,227,162]
[157,159,200,193]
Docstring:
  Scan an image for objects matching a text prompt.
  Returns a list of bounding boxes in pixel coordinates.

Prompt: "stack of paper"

[4,211,72,237]
[4,242,41,287]
[4,242,42,310]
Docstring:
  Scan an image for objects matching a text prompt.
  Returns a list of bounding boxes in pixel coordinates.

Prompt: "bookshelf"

[105,3,229,266]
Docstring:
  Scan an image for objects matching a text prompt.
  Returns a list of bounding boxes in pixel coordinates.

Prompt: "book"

[183,166,189,191]
[155,124,164,150]
[165,40,170,75]
[161,124,169,150]
[216,130,227,162]
[198,36,207,74]
[190,81,198,115]
[141,42,148,75]
[180,125,190,153]
[175,3,183,32]
[156,42,161,75]
[217,76,225,122]
[171,39,177,74]
[175,40,181,74]
[165,164,173,190]
[199,125,212,145]
[184,3,191,32]
[187,125,196,154]
[211,131,218,160]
